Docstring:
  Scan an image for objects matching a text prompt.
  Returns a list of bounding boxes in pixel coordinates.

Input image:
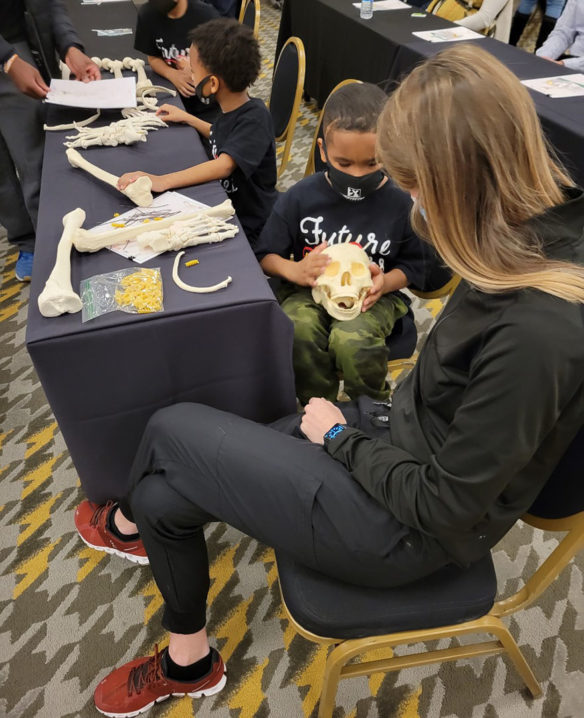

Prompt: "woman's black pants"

[120,400,449,634]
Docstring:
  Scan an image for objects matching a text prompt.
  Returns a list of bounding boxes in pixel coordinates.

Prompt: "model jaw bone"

[312,243,373,321]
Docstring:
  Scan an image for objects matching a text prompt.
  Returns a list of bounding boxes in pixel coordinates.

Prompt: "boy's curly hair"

[189,19,261,93]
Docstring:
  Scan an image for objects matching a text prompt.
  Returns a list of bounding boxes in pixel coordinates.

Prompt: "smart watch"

[323,423,347,446]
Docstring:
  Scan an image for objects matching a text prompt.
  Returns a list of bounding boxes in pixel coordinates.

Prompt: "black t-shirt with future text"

[0,0,26,45]
[254,172,425,285]
[134,0,219,117]
[210,97,278,243]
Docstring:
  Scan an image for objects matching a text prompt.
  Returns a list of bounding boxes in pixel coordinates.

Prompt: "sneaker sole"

[15,272,31,282]
[78,532,149,565]
[96,672,227,717]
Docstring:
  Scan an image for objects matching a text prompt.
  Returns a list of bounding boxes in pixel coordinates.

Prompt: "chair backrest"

[269,36,306,178]
[304,79,362,177]
[239,0,260,38]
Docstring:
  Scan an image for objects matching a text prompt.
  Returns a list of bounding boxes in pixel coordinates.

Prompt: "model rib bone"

[66,148,153,207]
[172,251,232,293]
[63,109,167,148]
[72,200,236,253]
[37,208,85,317]
[44,110,102,132]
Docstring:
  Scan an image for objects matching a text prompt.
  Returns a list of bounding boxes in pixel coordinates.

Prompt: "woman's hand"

[117,171,167,193]
[300,397,347,444]
[362,263,385,312]
[156,103,192,124]
[290,242,330,287]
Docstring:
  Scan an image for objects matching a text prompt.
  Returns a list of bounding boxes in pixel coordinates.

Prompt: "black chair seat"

[276,552,497,640]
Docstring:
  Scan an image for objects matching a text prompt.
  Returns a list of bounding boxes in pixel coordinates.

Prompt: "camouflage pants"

[277,284,407,404]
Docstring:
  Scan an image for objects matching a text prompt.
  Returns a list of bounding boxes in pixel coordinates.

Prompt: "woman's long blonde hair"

[377,44,584,302]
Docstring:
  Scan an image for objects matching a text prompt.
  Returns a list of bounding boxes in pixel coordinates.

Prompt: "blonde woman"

[76,45,583,717]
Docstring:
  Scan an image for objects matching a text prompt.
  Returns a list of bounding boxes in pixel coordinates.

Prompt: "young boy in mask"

[134,0,220,121]
[119,18,277,246]
[255,83,425,404]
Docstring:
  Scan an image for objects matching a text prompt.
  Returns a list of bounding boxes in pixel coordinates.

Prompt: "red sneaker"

[94,645,226,717]
[75,500,149,565]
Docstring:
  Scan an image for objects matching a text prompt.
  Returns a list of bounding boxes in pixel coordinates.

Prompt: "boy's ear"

[209,75,220,95]
[317,137,327,165]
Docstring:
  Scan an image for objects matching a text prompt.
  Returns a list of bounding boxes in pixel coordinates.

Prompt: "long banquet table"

[26,100,296,504]
[277,0,584,186]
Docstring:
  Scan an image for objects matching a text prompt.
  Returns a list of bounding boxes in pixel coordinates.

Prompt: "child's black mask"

[323,143,384,201]
[195,75,214,105]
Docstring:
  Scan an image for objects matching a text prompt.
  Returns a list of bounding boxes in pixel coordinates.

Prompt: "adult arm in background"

[0,33,49,97]
[319,309,582,543]
[454,0,509,31]
[537,0,584,71]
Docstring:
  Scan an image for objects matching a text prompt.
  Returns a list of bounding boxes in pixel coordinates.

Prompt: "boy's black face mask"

[149,0,177,15]
[195,74,214,105]
[323,145,384,201]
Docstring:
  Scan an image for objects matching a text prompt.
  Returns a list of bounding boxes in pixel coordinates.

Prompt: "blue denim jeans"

[517,0,565,19]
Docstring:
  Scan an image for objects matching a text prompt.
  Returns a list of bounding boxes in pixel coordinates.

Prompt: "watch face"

[325,424,346,442]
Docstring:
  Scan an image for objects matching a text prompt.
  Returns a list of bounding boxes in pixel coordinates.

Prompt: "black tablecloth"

[278,1,584,185]
[26,98,296,503]
[64,0,140,59]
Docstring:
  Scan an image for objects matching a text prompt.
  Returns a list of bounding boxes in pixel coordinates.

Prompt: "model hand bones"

[62,108,167,148]
[38,201,238,317]
[312,243,373,321]
[66,148,154,207]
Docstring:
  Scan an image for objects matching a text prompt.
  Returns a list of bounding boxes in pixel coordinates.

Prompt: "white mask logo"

[347,187,362,199]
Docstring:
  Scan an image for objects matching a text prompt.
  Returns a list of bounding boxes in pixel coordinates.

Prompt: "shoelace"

[127,645,164,696]
[89,500,116,529]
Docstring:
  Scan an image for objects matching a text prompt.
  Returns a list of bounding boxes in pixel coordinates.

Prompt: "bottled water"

[360,0,373,19]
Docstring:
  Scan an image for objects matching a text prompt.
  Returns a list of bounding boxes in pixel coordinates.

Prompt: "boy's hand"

[169,67,197,96]
[300,397,347,444]
[156,103,191,124]
[362,263,385,312]
[117,171,167,193]
[291,242,330,287]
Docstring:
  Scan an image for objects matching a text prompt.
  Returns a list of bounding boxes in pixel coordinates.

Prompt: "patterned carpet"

[1,4,583,717]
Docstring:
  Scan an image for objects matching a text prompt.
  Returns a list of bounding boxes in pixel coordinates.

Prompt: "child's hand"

[362,263,385,312]
[117,171,167,193]
[291,242,330,287]
[169,67,197,97]
[156,104,191,124]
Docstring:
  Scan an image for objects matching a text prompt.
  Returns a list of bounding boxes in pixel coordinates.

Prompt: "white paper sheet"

[82,0,131,5]
[521,74,584,98]
[88,192,210,264]
[92,28,133,37]
[352,0,411,10]
[412,27,485,42]
[46,78,137,109]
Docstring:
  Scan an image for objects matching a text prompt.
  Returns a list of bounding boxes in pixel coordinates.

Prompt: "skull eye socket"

[323,261,340,277]
[351,262,367,276]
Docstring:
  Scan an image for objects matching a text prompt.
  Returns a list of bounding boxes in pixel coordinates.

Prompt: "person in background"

[134,0,220,123]
[206,0,240,16]
[536,0,584,71]
[510,0,566,48]
[119,19,277,247]
[75,44,583,717]
[0,0,99,282]
[426,0,509,34]
[256,83,424,405]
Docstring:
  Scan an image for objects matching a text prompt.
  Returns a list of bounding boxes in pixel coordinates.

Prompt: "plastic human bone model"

[66,148,154,207]
[37,201,238,317]
[63,108,167,149]
[312,243,373,321]
[91,56,177,106]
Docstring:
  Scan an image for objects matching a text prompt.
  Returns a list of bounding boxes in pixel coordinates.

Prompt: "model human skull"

[312,243,373,321]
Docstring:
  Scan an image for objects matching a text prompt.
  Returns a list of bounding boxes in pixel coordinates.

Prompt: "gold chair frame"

[278,510,584,718]
[304,79,362,177]
[269,37,306,179]
[238,0,261,39]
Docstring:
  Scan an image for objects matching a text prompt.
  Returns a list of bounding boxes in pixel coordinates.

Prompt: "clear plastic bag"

[80,267,163,322]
